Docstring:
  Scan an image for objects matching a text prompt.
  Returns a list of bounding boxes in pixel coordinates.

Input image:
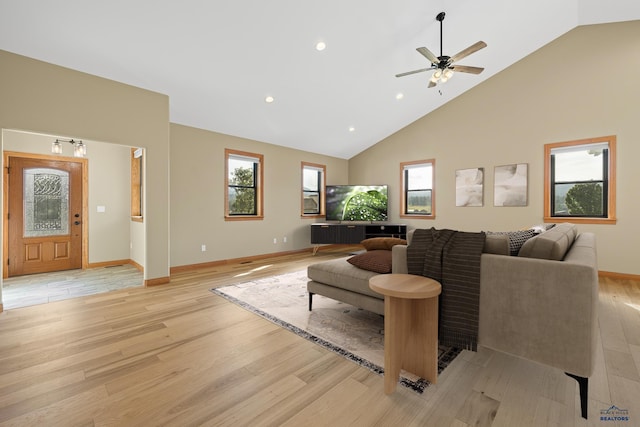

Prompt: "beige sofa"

[307,223,598,419]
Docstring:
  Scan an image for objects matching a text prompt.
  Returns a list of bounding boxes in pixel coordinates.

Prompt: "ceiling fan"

[396,12,486,88]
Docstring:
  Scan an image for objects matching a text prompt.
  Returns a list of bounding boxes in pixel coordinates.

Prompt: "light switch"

[97,205,106,213]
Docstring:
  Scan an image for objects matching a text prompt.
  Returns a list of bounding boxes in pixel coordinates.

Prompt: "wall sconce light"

[52,138,87,157]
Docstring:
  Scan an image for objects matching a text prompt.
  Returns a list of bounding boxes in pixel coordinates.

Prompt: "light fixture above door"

[52,138,87,157]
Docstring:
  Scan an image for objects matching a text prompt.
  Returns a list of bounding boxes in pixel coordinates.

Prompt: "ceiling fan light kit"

[396,11,486,89]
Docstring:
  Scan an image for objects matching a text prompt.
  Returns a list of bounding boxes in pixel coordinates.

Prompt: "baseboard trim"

[598,270,640,281]
[170,247,316,274]
[87,259,144,272]
[145,276,170,287]
[87,259,133,269]
[129,259,144,272]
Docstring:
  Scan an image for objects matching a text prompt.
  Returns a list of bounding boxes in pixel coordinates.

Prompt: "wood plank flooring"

[0,247,638,426]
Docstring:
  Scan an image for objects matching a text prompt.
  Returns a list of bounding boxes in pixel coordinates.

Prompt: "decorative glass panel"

[24,168,70,237]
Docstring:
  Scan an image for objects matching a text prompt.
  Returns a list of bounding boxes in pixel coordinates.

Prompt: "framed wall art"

[455,167,484,207]
[494,163,528,206]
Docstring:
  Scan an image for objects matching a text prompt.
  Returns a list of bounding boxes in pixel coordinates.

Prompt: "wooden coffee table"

[369,273,442,394]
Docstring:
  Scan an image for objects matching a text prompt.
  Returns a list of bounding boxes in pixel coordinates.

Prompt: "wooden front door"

[7,157,83,276]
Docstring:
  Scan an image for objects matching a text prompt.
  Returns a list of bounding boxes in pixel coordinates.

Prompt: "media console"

[310,223,407,245]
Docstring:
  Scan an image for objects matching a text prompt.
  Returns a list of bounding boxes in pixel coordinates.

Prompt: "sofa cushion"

[487,229,537,256]
[308,257,382,299]
[483,233,510,255]
[361,237,407,251]
[347,250,392,273]
[518,222,578,260]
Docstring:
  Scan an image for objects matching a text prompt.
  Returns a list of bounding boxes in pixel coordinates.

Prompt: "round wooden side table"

[369,273,442,394]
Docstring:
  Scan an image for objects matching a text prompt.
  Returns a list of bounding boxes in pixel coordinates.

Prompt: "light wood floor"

[0,247,638,426]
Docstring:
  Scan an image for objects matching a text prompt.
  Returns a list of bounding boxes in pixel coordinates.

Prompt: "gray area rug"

[211,270,460,393]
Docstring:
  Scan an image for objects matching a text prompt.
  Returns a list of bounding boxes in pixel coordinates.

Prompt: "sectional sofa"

[307,223,598,419]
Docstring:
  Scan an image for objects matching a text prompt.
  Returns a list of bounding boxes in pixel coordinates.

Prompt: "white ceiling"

[1,0,639,159]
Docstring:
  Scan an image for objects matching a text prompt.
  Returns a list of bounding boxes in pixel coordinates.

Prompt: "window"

[131,147,143,222]
[301,162,325,217]
[544,136,616,224]
[225,149,263,220]
[400,159,435,218]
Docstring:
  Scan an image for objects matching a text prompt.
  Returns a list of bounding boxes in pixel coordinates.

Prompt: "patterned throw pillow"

[487,229,537,256]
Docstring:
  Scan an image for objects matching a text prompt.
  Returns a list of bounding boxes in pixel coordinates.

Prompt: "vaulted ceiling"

[1,1,639,159]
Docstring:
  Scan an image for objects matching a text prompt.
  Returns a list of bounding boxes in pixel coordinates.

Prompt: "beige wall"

[349,21,640,275]
[2,130,133,264]
[169,123,348,267]
[0,50,170,296]
[1,18,637,307]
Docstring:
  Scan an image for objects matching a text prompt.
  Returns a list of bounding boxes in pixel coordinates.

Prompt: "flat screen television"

[325,185,388,222]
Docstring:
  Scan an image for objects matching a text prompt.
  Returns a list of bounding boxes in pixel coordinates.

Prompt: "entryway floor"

[2,264,143,310]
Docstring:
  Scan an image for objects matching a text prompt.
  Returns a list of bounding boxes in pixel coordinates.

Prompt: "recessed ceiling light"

[396,93,404,100]
[348,126,355,132]
[315,41,326,51]
[265,96,274,103]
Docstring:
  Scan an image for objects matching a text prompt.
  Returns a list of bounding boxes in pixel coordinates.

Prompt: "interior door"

[7,157,83,276]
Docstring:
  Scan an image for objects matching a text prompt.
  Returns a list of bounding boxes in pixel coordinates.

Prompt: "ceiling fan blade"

[428,80,437,88]
[450,41,487,63]
[416,47,439,65]
[450,65,484,74]
[395,68,432,78]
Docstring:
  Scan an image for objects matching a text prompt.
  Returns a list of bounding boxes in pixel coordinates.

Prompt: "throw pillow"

[360,237,407,251]
[487,229,537,256]
[347,250,393,273]
[529,223,556,234]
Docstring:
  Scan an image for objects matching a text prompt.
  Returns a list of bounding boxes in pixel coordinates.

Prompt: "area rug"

[211,270,460,393]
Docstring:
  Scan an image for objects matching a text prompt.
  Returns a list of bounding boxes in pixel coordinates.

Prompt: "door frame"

[3,151,89,278]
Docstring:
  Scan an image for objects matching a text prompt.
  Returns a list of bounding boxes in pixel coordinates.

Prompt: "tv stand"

[310,223,407,248]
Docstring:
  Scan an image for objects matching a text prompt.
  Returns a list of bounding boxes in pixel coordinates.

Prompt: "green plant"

[565,182,603,216]
[342,190,387,221]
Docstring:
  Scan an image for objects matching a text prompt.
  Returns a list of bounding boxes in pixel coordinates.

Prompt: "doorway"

[5,155,86,276]
[1,130,145,310]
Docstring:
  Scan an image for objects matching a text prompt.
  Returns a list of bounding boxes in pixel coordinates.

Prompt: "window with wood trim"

[400,159,435,218]
[225,149,264,220]
[301,162,325,217]
[131,147,143,222]
[544,136,616,224]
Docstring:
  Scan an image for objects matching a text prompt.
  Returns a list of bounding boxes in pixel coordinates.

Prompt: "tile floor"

[1,264,144,310]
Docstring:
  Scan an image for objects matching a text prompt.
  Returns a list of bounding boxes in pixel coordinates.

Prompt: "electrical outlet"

[273,238,277,244]
[201,244,206,252]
